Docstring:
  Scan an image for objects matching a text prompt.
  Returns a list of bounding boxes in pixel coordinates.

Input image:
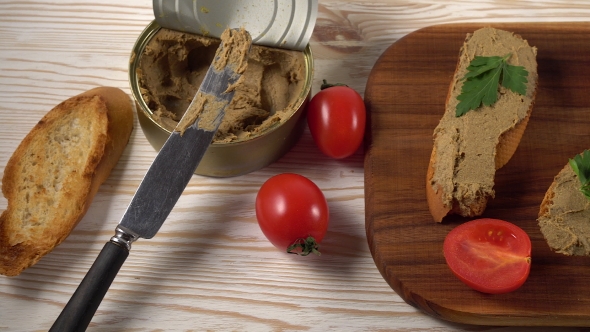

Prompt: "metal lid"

[153,0,317,51]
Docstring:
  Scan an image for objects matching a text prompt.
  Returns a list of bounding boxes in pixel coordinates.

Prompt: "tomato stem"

[287,236,321,256]
[320,79,348,90]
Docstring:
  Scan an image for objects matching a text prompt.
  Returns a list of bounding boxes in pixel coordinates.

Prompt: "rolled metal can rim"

[152,0,318,51]
[129,20,314,147]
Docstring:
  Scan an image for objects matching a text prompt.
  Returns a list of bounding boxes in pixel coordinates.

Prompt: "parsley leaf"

[569,150,590,200]
[464,55,505,79]
[502,62,528,95]
[456,54,528,117]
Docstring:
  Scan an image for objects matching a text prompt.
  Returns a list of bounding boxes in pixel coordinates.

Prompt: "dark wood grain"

[364,22,590,327]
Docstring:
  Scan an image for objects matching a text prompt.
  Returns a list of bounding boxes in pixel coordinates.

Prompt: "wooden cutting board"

[364,22,590,327]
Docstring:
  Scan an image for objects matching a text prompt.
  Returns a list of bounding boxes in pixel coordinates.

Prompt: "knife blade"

[49,28,252,332]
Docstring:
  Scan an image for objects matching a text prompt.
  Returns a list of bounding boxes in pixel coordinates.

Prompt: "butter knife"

[49,28,251,332]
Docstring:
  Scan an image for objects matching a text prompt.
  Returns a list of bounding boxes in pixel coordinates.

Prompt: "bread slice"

[426,27,538,222]
[0,87,134,276]
[538,160,590,256]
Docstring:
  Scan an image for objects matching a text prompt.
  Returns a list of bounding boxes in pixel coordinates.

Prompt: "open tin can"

[129,20,314,177]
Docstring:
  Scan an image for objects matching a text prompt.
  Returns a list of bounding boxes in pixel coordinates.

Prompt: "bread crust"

[0,87,133,276]
[426,146,451,222]
[426,28,537,222]
[79,87,134,201]
[538,176,557,220]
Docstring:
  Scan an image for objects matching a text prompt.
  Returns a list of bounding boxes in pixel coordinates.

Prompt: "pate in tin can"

[129,21,313,177]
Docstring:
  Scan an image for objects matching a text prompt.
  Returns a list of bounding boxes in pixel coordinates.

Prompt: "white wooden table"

[1,1,589,331]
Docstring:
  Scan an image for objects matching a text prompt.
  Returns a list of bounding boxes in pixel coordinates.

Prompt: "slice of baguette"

[426,27,538,222]
[0,87,134,276]
[538,159,590,256]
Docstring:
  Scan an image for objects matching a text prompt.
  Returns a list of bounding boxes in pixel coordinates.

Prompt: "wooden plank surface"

[1,0,590,330]
[364,22,590,326]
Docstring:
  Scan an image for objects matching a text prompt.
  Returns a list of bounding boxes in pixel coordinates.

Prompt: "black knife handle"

[49,241,129,332]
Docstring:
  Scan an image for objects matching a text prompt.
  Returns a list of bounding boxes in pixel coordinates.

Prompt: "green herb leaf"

[569,150,590,200]
[464,55,505,79]
[456,67,502,117]
[502,63,528,95]
[456,54,528,117]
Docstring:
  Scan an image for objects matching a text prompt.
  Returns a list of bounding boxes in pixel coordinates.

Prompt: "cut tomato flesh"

[443,218,531,294]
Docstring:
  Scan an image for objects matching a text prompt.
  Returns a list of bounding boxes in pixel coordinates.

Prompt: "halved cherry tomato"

[307,81,366,159]
[443,218,531,294]
[255,173,329,256]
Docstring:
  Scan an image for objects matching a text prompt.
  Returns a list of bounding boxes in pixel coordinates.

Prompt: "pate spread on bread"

[426,27,538,222]
[538,155,590,256]
[0,87,133,276]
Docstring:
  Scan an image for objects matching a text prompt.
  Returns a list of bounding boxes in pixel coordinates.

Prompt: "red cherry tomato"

[443,218,531,294]
[255,173,329,256]
[307,82,366,159]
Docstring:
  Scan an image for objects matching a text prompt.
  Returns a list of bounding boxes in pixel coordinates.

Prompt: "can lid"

[153,0,317,51]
